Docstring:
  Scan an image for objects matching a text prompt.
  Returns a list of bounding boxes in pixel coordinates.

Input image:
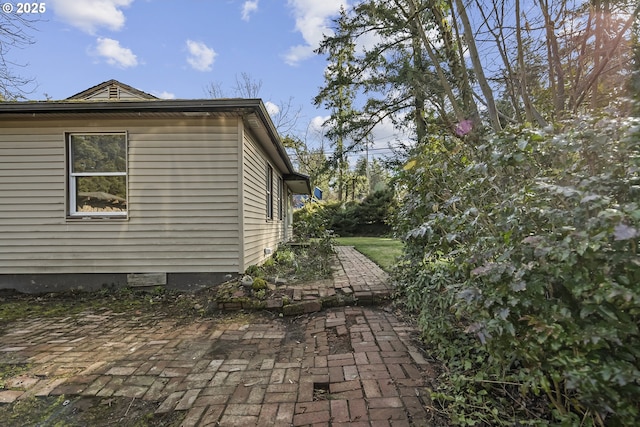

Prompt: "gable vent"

[108,85,119,100]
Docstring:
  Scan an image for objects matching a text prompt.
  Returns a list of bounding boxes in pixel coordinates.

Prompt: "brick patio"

[0,247,435,426]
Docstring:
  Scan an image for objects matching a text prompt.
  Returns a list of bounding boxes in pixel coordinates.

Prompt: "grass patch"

[0,297,90,325]
[334,237,403,272]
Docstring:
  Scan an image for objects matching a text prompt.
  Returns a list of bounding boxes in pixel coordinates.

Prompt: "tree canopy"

[314,1,639,425]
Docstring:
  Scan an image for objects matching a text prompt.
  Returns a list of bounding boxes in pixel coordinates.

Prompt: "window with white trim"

[67,133,127,218]
[266,164,273,219]
[277,177,283,220]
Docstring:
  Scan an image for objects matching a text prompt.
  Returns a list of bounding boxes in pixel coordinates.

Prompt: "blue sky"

[5,0,409,162]
[8,1,364,141]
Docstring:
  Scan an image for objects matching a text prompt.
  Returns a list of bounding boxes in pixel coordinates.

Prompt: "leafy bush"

[244,264,265,278]
[274,247,295,267]
[355,188,397,235]
[259,236,336,283]
[394,115,640,425]
[293,189,396,238]
[300,231,336,279]
[293,200,333,240]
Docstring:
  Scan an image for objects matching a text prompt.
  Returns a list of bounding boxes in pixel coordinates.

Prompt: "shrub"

[293,201,332,240]
[245,264,264,278]
[355,188,396,236]
[394,115,640,425]
[293,189,396,238]
[274,247,295,267]
[251,278,267,291]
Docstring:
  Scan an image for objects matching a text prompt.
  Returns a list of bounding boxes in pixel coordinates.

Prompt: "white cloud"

[369,116,411,150]
[241,0,259,21]
[265,101,280,116]
[95,37,138,68]
[283,44,315,66]
[284,0,347,66]
[153,91,176,99]
[50,0,133,34]
[186,40,217,72]
[309,115,330,135]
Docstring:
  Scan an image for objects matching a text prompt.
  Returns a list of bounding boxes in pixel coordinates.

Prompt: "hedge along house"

[0,80,311,293]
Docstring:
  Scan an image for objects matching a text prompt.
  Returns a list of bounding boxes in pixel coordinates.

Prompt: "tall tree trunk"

[409,17,428,143]
[446,0,480,121]
[515,0,547,127]
[403,0,466,123]
[453,0,502,131]
[539,0,566,117]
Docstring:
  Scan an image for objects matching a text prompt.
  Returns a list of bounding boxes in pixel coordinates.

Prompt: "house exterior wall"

[0,116,242,291]
[241,131,286,270]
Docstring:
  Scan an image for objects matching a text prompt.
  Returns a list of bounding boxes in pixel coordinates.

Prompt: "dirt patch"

[0,395,184,427]
[326,328,353,354]
[282,316,307,345]
[312,382,331,401]
[206,339,255,358]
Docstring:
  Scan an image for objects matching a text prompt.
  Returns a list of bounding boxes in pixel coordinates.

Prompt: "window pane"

[71,134,126,173]
[75,176,127,213]
[266,165,273,218]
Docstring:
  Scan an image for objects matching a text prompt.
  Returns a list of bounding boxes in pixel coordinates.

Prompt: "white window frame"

[277,177,283,220]
[67,132,128,219]
[266,164,273,219]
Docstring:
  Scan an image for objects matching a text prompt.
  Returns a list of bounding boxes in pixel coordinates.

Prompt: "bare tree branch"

[0,12,38,99]
[234,72,262,98]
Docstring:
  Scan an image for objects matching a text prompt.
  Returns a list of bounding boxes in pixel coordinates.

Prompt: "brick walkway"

[333,246,392,304]
[217,246,394,313]
[0,247,434,426]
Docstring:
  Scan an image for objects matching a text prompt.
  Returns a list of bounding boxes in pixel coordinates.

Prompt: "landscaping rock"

[266,298,283,309]
[282,303,304,316]
[302,301,322,313]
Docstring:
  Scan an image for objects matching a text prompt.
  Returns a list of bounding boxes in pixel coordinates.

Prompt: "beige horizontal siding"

[0,117,242,274]
[242,132,286,269]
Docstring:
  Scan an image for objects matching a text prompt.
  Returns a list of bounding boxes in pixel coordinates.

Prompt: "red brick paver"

[334,246,393,304]
[0,247,434,425]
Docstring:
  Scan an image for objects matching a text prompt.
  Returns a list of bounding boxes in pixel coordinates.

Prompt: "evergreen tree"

[314,7,358,201]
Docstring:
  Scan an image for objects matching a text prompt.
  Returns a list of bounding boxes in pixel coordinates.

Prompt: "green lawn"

[334,237,403,272]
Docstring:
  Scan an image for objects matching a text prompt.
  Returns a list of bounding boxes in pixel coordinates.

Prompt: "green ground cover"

[334,237,403,272]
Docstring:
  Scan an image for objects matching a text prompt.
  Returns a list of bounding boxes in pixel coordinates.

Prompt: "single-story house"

[0,80,311,293]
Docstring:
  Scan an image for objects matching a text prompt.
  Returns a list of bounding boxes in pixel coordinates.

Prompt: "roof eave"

[0,98,309,188]
[284,173,312,195]
[0,99,264,114]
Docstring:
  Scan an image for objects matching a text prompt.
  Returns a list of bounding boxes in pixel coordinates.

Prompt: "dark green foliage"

[293,189,396,238]
[71,134,126,173]
[356,188,396,234]
[394,115,640,425]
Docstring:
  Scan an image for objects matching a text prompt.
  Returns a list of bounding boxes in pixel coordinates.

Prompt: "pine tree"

[314,7,358,201]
